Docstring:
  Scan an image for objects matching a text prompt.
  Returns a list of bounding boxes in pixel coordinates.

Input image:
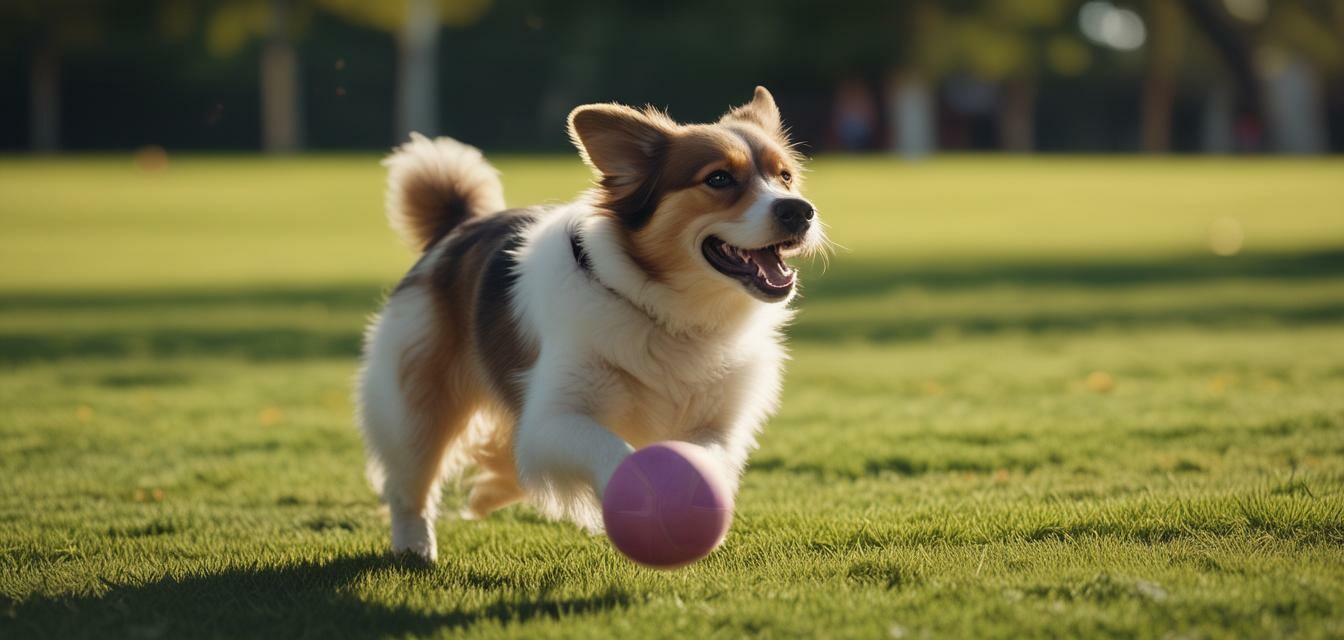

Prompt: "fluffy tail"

[382,133,506,252]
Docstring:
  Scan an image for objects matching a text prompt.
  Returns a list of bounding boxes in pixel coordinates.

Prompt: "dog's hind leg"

[358,288,478,562]
[461,423,524,519]
[462,472,524,519]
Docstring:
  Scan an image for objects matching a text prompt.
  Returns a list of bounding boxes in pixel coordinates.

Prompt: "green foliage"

[162,0,495,58]
[0,0,111,49]
[1,156,1343,637]
[318,0,495,32]
[202,0,282,56]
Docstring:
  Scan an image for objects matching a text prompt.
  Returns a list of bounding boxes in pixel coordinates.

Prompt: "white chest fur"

[511,206,790,457]
[599,328,757,445]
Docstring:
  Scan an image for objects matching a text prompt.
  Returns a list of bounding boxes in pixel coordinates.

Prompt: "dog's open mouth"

[702,236,797,300]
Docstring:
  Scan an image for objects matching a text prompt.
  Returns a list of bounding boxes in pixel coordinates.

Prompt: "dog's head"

[569,87,825,305]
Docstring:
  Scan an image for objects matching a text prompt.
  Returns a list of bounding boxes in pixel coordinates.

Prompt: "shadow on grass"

[3,248,1340,312]
[0,554,629,639]
[0,328,363,364]
[0,285,386,313]
[790,300,1344,343]
[1,248,1341,363]
[4,299,1341,364]
[797,247,1344,301]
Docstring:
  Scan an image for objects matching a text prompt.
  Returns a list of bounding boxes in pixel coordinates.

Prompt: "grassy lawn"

[1,155,1343,638]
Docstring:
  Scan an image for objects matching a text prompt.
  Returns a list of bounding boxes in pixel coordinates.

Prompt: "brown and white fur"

[357,87,825,561]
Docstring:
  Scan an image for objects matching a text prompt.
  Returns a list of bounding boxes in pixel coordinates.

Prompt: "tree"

[260,0,303,153]
[191,0,308,153]
[0,1,109,152]
[318,0,493,141]
[888,0,940,157]
[913,0,1080,153]
[1142,0,1186,152]
[1181,0,1343,153]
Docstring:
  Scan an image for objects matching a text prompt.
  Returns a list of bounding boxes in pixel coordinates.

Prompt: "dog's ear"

[720,86,782,135]
[568,104,672,182]
[569,104,675,226]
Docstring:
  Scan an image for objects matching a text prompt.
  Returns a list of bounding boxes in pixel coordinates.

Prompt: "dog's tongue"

[746,247,792,286]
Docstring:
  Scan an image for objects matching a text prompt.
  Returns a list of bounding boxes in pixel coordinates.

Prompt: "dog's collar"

[570,231,595,275]
[570,229,640,305]
[569,228,724,337]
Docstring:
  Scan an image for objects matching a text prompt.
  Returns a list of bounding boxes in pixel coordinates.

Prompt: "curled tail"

[382,133,505,252]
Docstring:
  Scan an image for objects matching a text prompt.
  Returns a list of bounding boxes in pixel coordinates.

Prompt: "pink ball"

[602,441,734,569]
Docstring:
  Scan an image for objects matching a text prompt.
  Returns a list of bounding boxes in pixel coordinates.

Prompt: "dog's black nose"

[773,198,815,235]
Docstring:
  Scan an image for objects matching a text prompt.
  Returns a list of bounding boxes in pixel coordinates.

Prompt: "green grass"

[1,154,1343,638]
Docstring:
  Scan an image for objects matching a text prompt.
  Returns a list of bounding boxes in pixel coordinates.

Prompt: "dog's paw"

[391,546,437,566]
[391,540,437,563]
[390,509,437,562]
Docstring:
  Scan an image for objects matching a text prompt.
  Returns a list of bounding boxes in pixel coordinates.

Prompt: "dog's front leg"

[514,358,633,502]
[682,433,751,498]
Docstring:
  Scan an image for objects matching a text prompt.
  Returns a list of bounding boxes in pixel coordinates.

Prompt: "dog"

[357,87,826,561]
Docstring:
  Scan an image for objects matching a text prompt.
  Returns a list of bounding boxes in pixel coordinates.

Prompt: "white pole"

[397,0,440,140]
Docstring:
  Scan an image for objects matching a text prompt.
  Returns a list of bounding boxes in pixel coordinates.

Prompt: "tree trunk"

[1141,76,1174,152]
[998,77,1035,152]
[886,72,935,159]
[260,0,302,153]
[1141,0,1182,153]
[30,35,60,154]
[397,0,439,141]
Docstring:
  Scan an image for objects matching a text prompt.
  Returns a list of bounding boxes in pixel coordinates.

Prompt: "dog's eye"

[704,170,736,189]
[780,170,793,184]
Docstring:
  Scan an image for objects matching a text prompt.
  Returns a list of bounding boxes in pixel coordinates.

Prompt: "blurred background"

[3,0,1343,155]
[2,7,1343,633]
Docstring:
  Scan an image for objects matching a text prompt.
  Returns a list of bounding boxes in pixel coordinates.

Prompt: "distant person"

[831,79,878,151]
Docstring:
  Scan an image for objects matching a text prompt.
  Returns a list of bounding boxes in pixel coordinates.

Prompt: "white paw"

[390,509,437,562]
